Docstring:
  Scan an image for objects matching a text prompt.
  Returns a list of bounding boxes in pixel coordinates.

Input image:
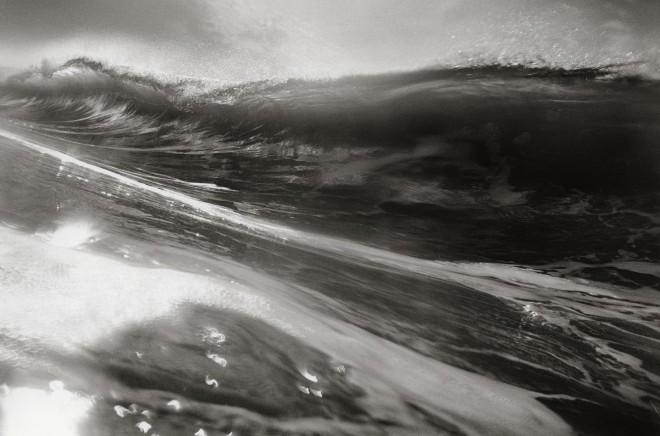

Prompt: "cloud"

[0,0,292,79]
[0,0,222,47]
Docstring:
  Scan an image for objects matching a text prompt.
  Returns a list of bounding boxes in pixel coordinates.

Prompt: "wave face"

[0,60,659,435]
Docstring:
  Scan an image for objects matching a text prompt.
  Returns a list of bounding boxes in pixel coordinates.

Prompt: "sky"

[0,0,658,81]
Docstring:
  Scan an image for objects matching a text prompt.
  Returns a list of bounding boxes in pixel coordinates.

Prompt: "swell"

[3,58,660,195]
[2,58,658,123]
[2,57,657,130]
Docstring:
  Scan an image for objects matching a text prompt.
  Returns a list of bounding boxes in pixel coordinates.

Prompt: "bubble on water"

[136,421,151,433]
[206,352,227,366]
[205,375,219,388]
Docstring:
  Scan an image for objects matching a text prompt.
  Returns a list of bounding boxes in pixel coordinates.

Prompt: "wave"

[1,57,655,112]
[1,59,659,275]
[2,58,659,193]
[2,57,660,435]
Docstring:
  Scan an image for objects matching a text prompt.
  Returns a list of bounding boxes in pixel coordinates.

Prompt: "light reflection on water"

[1,382,93,436]
[41,220,100,248]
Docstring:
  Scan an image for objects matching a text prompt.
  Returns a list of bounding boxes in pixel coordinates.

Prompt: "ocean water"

[0,59,659,435]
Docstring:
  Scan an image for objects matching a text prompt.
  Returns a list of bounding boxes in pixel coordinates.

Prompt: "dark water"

[0,59,659,435]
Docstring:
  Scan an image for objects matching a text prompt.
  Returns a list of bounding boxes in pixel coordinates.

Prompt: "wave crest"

[1,58,208,112]
[2,57,654,103]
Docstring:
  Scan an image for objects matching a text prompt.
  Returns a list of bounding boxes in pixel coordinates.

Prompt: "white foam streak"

[0,127,270,233]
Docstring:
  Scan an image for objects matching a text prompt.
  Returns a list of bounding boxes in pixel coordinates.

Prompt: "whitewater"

[0,58,659,435]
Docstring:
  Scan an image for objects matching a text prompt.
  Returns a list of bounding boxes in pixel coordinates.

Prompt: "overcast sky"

[0,0,658,81]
